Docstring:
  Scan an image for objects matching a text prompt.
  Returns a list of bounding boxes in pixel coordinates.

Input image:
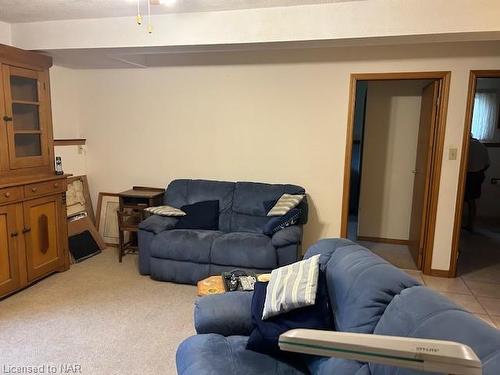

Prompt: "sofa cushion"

[272,226,303,248]
[230,213,270,234]
[195,292,254,336]
[175,200,219,230]
[305,239,419,334]
[150,258,210,284]
[303,357,365,375]
[138,215,178,234]
[164,179,235,232]
[212,232,277,269]
[150,229,224,263]
[231,182,305,233]
[372,286,500,375]
[176,334,307,375]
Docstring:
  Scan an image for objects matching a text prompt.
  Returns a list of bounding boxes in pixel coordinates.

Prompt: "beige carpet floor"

[0,249,196,375]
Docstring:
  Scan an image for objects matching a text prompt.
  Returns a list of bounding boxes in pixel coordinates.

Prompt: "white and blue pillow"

[144,205,186,217]
[262,254,321,320]
[266,194,304,216]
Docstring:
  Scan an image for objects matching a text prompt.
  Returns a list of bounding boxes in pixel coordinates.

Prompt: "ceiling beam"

[9,0,500,52]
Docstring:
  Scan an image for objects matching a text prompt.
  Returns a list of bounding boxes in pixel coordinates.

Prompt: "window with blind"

[471,90,499,142]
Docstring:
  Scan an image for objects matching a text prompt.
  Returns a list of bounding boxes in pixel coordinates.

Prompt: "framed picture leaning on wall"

[96,192,120,247]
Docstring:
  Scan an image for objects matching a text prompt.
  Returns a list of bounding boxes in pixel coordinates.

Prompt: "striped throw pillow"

[262,254,320,320]
[266,194,305,217]
[144,205,186,217]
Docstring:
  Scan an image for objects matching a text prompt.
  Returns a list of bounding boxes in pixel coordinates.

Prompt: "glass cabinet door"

[2,65,49,169]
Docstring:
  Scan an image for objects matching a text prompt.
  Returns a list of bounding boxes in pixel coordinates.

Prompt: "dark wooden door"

[409,81,439,268]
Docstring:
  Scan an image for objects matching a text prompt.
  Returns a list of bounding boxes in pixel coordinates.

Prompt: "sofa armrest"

[194,292,254,336]
[138,214,178,234]
[271,225,302,248]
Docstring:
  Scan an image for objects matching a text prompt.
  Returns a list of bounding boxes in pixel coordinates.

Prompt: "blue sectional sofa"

[176,238,500,375]
[138,179,308,284]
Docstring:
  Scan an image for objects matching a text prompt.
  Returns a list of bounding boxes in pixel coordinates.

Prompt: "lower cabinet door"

[23,194,64,282]
[0,204,23,297]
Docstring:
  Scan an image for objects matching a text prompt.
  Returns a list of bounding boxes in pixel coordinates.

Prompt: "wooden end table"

[116,186,164,262]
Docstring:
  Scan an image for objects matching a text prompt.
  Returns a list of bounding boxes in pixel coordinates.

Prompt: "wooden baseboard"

[428,269,454,278]
[357,236,410,246]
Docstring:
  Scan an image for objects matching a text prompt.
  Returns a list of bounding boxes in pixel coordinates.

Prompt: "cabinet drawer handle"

[31,187,37,193]
[3,115,13,122]
[22,227,31,234]
[4,192,10,198]
[10,231,18,237]
[54,183,59,188]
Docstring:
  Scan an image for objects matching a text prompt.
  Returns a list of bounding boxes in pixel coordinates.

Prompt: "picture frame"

[66,175,96,224]
[96,192,120,247]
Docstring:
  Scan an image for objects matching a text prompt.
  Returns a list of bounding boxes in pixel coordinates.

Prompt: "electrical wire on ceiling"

[136,0,156,34]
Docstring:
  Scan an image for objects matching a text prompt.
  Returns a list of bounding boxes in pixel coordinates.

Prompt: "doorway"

[341,72,451,275]
[451,71,500,282]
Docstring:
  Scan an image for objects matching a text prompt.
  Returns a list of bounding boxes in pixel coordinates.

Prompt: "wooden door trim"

[449,70,500,277]
[409,81,440,270]
[341,71,451,275]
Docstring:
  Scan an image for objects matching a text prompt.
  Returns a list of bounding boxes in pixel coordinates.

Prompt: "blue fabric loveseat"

[176,238,500,375]
[138,179,308,284]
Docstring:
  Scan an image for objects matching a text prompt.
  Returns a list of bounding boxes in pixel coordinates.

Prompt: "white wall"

[49,42,500,271]
[54,145,87,177]
[0,21,11,45]
[50,66,87,176]
[358,81,426,240]
[50,66,82,139]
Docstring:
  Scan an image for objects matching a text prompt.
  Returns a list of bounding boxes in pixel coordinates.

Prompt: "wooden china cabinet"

[0,43,69,299]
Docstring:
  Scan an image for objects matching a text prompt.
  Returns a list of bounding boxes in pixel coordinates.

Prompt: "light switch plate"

[449,148,458,160]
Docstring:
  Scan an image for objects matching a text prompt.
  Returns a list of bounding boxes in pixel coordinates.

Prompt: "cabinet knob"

[22,227,31,234]
[3,115,12,122]
[31,187,37,193]
[54,183,59,188]
[4,192,10,198]
[10,231,18,237]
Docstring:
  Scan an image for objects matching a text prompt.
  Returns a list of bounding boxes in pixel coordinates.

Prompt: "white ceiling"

[0,0,361,23]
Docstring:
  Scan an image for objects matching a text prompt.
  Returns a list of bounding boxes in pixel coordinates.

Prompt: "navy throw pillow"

[174,200,219,230]
[263,208,301,236]
[246,275,334,356]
